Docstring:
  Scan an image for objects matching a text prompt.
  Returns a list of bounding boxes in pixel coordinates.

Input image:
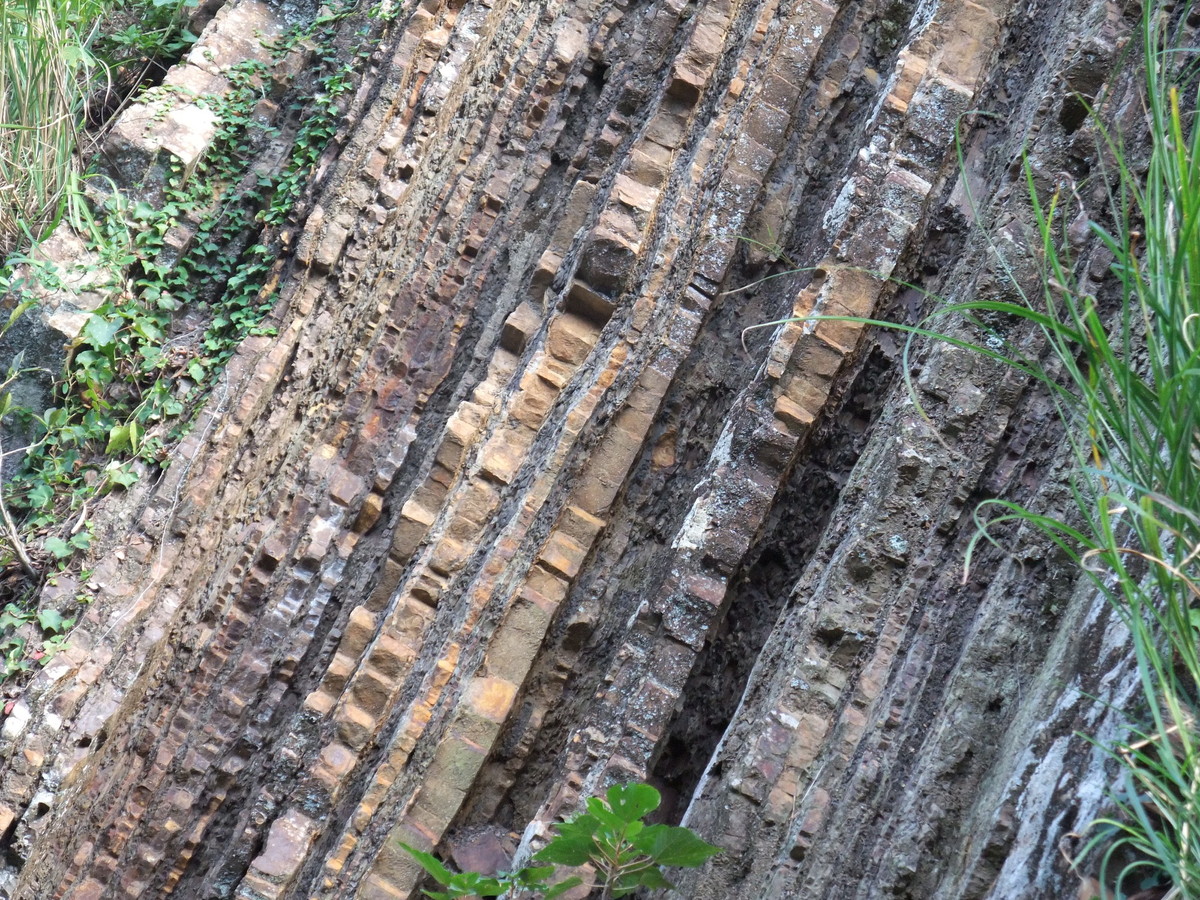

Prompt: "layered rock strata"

[0,0,1152,898]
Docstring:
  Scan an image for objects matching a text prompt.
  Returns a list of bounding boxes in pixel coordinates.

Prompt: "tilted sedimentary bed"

[0,0,1152,897]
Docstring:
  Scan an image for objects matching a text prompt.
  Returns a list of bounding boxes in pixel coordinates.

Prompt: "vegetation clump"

[0,0,198,256]
[0,0,375,677]
[923,8,1200,893]
[402,782,720,900]
[740,1,1199,893]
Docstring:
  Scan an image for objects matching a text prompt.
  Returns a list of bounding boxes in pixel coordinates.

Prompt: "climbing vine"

[0,0,377,677]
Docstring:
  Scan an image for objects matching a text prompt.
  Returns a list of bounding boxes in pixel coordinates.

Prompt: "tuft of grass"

[0,0,110,256]
[0,0,201,260]
[923,7,1200,892]
[1053,5,1200,892]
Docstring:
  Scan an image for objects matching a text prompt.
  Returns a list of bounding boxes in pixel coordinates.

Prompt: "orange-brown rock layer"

[0,0,1149,897]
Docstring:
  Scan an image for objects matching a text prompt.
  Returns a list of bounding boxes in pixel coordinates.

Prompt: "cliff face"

[0,0,1151,897]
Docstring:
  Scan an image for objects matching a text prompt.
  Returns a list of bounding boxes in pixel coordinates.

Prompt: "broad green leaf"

[544,875,584,899]
[104,464,139,489]
[606,782,661,823]
[452,872,507,896]
[511,865,555,888]
[555,814,600,842]
[585,796,627,833]
[132,316,164,343]
[0,605,25,631]
[44,537,74,560]
[534,832,596,867]
[5,299,34,334]
[634,866,674,890]
[27,482,54,508]
[82,314,121,349]
[613,864,674,896]
[106,423,132,455]
[397,843,455,886]
[37,609,68,633]
[632,825,721,867]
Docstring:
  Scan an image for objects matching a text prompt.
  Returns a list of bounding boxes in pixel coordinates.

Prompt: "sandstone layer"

[0,0,1155,897]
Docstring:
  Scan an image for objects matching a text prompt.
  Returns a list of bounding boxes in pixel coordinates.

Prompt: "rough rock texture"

[0,0,1158,897]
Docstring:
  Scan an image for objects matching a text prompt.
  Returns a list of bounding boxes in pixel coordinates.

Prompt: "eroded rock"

[0,0,1159,898]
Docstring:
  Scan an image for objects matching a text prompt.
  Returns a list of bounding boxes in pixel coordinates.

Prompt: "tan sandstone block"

[312,742,357,791]
[483,596,555,683]
[480,429,534,481]
[465,676,518,724]
[336,704,378,750]
[774,395,816,432]
[546,313,599,365]
[538,531,589,580]
[249,809,315,880]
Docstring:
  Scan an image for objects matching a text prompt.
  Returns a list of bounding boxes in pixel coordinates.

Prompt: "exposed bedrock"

[0,0,1155,897]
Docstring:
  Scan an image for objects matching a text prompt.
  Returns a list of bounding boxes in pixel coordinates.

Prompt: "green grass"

[0,0,110,255]
[938,8,1200,893]
[0,0,200,260]
[1056,8,1200,892]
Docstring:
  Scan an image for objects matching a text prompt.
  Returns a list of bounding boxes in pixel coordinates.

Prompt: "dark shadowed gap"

[648,335,903,816]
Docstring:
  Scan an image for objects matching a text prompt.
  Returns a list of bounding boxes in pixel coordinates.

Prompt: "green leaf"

[606,782,661,823]
[0,604,26,631]
[611,863,674,897]
[104,463,139,489]
[396,843,454,886]
[544,875,585,899]
[82,314,121,349]
[132,316,164,343]
[631,825,721,868]
[509,865,554,888]
[37,609,69,633]
[26,482,54,508]
[106,423,132,455]
[534,831,596,867]
[621,864,673,892]
[5,299,35,334]
[450,872,507,896]
[585,796,627,833]
[44,537,74,560]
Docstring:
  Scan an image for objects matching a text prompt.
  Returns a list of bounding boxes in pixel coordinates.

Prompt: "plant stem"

[0,432,37,579]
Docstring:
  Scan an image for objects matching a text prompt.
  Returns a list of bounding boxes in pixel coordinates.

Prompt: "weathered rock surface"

[0,0,1157,897]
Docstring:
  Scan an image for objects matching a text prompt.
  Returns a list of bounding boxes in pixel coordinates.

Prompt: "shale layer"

[0,0,1151,897]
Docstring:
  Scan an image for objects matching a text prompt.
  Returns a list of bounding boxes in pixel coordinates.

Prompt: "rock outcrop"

[0,0,1156,897]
